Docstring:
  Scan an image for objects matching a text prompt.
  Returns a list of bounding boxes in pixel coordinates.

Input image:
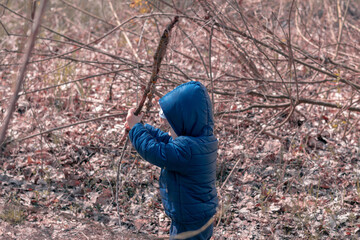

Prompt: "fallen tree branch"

[116,16,179,228]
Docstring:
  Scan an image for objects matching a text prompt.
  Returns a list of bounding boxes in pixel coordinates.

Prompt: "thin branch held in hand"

[115,16,179,229]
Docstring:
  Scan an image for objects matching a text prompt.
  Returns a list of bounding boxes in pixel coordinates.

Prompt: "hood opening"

[159,81,214,137]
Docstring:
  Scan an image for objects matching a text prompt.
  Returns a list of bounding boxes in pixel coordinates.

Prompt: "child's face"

[160,118,178,139]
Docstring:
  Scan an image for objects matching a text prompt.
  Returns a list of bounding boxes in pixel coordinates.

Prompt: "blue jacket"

[129,81,218,224]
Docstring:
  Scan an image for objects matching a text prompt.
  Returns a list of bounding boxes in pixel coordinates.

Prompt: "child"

[126,81,218,239]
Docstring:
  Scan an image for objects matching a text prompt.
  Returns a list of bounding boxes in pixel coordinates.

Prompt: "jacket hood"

[159,81,214,137]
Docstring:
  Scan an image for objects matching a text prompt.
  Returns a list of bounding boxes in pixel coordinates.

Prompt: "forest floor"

[0,114,359,239]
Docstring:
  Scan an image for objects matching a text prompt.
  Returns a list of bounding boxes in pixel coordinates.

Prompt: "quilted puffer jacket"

[129,81,218,224]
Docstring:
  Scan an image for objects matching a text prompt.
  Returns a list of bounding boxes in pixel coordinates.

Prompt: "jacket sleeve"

[144,124,171,143]
[129,123,191,173]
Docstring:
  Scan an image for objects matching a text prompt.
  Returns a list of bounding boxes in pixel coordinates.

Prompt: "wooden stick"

[120,16,179,142]
[115,16,179,228]
[134,16,179,116]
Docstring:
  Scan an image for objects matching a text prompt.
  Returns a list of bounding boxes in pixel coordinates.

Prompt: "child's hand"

[126,108,143,129]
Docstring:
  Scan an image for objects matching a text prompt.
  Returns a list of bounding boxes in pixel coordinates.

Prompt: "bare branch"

[0,0,48,146]
[5,112,127,145]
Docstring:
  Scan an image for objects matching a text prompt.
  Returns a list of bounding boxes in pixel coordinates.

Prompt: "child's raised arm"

[129,124,191,173]
[144,124,171,143]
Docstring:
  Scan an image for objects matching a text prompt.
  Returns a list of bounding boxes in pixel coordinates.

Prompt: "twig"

[0,3,139,67]
[266,105,295,131]
[246,92,360,112]
[0,4,181,69]
[175,0,265,82]
[299,98,360,112]
[60,0,113,27]
[287,0,299,103]
[80,232,90,240]
[344,114,360,138]
[21,69,130,96]
[294,3,331,55]
[342,90,354,140]
[3,112,127,145]
[334,0,350,60]
[218,100,292,196]
[115,136,129,228]
[107,0,141,62]
[209,22,215,109]
[210,22,360,90]
[0,19,10,36]
[257,11,359,73]
[346,21,360,33]
[173,211,222,239]
[215,98,360,116]
[0,0,47,146]
[228,3,292,99]
[0,69,133,103]
[215,102,291,116]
